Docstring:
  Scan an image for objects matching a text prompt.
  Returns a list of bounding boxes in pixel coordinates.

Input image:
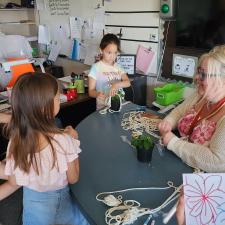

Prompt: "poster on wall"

[172,54,198,78]
[117,54,136,75]
[48,0,70,16]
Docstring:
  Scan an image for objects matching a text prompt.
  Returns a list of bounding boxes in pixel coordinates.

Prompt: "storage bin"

[154,83,184,106]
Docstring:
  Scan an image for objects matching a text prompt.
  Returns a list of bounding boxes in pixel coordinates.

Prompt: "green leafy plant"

[111,94,120,102]
[131,134,153,150]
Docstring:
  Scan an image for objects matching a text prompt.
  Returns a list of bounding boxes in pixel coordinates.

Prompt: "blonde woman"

[158,45,225,172]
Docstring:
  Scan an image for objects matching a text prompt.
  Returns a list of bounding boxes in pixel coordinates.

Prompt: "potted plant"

[109,89,125,112]
[110,94,121,111]
[131,134,154,163]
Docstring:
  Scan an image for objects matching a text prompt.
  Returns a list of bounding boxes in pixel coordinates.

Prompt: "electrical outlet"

[149,34,157,42]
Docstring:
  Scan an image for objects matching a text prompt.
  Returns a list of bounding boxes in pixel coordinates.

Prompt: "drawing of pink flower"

[184,174,225,225]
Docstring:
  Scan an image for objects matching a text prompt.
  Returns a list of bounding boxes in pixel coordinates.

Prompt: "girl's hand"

[64,126,78,139]
[158,120,172,136]
[162,131,175,146]
[109,83,118,97]
[97,91,105,98]
[176,191,185,225]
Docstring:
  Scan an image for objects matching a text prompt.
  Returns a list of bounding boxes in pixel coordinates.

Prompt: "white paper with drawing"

[173,55,197,78]
[183,173,225,225]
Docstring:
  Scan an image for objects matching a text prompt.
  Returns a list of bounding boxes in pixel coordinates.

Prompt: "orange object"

[7,58,34,87]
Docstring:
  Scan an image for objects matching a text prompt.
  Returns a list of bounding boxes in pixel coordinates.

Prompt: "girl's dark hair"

[100,33,121,52]
[5,72,61,174]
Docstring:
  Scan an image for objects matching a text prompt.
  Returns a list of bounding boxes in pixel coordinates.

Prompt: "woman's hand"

[176,191,185,225]
[109,83,118,97]
[64,126,78,139]
[162,131,175,145]
[158,120,172,136]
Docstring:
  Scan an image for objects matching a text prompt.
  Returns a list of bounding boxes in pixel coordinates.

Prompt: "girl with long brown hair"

[0,72,89,225]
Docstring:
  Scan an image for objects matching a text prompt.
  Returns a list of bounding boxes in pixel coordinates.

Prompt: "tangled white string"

[96,182,182,225]
[121,111,162,137]
[105,200,151,225]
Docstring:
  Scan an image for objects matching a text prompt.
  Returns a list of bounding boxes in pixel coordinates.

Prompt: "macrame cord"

[121,111,161,139]
[96,182,182,225]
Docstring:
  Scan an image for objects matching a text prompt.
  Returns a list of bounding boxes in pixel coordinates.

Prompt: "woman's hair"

[5,72,61,174]
[196,45,225,93]
[198,45,225,78]
[100,33,121,52]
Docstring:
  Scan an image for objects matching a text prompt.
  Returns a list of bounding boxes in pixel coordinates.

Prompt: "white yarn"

[105,201,151,225]
[102,194,123,207]
[96,182,182,225]
[121,111,161,138]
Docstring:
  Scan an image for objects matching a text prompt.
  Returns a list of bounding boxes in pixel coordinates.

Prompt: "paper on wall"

[79,42,87,61]
[136,45,154,75]
[51,24,72,57]
[93,7,105,31]
[36,0,46,10]
[183,173,225,225]
[48,42,61,62]
[173,55,197,78]
[81,19,93,42]
[84,43,98,65]
[70,17,83,40]
[92,6,105,42]
[38,25,50,44]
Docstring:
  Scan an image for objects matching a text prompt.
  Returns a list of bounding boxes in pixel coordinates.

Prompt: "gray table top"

[70,103,193,225]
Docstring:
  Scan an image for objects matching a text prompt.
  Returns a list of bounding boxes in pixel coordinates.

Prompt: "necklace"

[187,96,225,135]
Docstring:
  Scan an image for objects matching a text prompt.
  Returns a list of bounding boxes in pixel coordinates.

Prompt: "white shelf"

[0,8,34,11]
[0,6,37,41]
[0,21,36,25]
[26,36,38,42]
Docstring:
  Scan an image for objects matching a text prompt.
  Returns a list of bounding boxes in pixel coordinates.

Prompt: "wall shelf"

[0,21,36,25]
[0,8,34,11]
[0,6,37,37]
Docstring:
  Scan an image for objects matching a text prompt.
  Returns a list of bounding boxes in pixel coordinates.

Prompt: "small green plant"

[111,94,120,102]
[131,134,153,150]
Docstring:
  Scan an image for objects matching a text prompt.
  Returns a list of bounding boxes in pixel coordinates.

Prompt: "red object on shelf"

[65,88,78,101]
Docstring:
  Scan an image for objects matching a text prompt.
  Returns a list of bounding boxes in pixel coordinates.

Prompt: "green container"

[32,47,38,57]
[154,83,185,106]
[75,80,85,94]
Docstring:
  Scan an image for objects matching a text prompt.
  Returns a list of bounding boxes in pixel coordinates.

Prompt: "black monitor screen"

[176,0,225,50]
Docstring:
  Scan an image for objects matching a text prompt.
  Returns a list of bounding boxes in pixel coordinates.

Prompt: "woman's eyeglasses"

[197,67,207,81]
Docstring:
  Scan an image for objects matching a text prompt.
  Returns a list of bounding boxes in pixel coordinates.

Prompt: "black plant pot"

[110,99,120,111]
[137,147,153,163]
